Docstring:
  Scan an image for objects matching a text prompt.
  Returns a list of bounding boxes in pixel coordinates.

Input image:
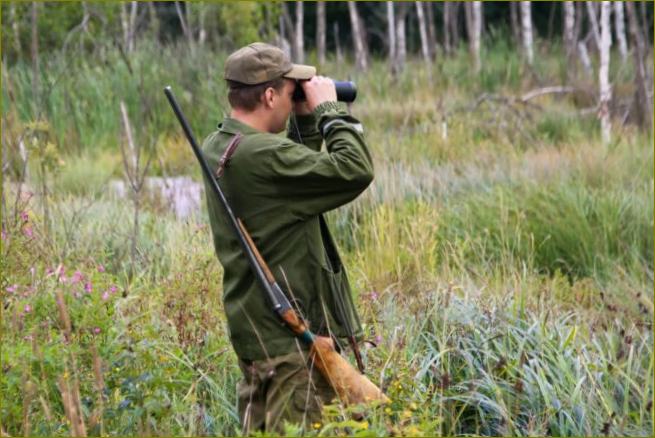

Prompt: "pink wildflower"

[6,285,17,293]
[70,271,84,284]
[84,282,93,293]
[97,264,105,273]
[370,291,379,301]
[102,291,110,301]
[375,334,383,345]
[23,226,33,238]
[24,304,32,313]
[109,285,117,294]
[1,229,7,240]
[93,327,101,335]
[46,267,54,275]
[20,211,29,222]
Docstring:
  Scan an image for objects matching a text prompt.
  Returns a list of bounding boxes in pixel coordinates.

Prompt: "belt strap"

[215,133,243,178]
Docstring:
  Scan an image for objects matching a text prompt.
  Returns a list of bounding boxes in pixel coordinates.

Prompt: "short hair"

[226,77,286,111]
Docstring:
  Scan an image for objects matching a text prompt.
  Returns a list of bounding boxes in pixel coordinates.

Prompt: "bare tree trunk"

[520,1,534,65]
[450,2,461,49]
[10,3,22,56]
[294,1,304,63]
[175,1,193,51]
[317,1,326,65]
[387,1,396,67]
[416,2,431,72]
[128,1,138,52]
[626,0,653,132]
[465,1,482,74]
[198,4,207,45]
[510,1,521,46]
[425,2,437,60]
[395,3,408,73]
[640,0,650,47]
[334,22,343,64]
[443,1,451,55]
[563,2,576,60]
[585,1,601,52]
[31,2,39,105]
[578,40,593,76]
[348,1,367,71]
[599,1,612,145]
[614,2,628,61]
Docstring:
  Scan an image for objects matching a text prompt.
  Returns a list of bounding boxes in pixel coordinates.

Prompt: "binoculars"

[292,80,357,103]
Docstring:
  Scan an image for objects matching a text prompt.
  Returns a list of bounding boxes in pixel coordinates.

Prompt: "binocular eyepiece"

[292,80,357,103]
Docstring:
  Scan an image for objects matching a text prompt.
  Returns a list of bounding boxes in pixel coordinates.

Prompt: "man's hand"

[300,76,337,113]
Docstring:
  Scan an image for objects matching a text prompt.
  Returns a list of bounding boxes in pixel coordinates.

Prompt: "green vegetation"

[2,39,653,436]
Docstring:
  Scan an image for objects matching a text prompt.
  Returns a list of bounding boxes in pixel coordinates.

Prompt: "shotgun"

[163,86,388,406]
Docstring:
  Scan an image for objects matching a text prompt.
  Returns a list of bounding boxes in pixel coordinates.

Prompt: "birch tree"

[625,0,653,131]
[585,1,602,52]
[598,1,612,145]
[520,1,534,65]
[316,1,326,65]
[294,1,304,63]
[614,2,628,61]
[443,2,451,55]
[425,2,437,60]
[563,2,576,63]
[465,1,482,74]
[416,2,431,72]
[387,2,396,68]
[348,1,368,71]
[395,2,408,73]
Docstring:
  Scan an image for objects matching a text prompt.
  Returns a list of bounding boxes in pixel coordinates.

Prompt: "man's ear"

[263,87,276,109]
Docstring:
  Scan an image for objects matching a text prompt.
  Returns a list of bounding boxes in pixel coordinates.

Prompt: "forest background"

[1,1,654,436]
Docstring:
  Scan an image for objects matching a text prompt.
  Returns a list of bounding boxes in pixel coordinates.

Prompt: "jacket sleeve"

[266,102,374,218]
[287,113,323,152]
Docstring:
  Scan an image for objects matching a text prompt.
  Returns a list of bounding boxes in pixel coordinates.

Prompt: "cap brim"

[283,64,316,80]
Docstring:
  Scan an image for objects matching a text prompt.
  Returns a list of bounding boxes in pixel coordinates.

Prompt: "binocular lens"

[293,80,357,103]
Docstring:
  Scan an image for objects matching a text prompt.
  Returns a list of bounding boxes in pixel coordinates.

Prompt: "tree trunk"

[148,2,160,41]
[563,2,575,59]
[128,1,138,52]
[10,3,22,56]
[294,1,304,63]
[316,1,326,65]
[450,2,461,49]
[416,2,431,71]
[31,2,39,105]
[443,2,451,55]
[348,1,367,71]
[578,40,593,76]
[395,3,408,73]
[425,2,437,60]
[198,4,207,45]
[387,1,396,67]
[510,1,521,46]
[465,1,482,74]
[626,0,653,131]
[520,1,534,65]
[599,1,612,145]
[585,1,601,52]
[614,2,628,61]
[334,22,343,64]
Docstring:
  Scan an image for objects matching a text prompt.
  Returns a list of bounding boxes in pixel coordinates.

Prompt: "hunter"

[200,42,374,433]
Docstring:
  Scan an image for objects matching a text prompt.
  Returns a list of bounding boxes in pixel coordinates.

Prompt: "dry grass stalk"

[55,289,72,342]
[57,371,87,437]
[22,379,36,436]
[89,343,105,434]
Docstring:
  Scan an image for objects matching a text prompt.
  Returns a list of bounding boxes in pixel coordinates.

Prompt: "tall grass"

[2,38,652,436]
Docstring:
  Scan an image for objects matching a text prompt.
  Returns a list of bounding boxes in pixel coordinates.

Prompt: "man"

[201,42,374,433]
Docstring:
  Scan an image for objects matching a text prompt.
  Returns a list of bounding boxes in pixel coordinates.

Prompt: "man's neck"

[230,109,270,133]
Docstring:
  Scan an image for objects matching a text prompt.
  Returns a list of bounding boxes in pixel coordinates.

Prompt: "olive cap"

[224,42,316,85]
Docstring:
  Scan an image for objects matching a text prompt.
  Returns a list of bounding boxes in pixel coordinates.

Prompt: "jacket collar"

[218,117,263,136]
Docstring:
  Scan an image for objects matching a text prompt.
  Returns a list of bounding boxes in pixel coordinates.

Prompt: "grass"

[1,37,653,436]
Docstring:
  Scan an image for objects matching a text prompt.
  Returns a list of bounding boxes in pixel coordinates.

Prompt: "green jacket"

[201,101,374,360]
